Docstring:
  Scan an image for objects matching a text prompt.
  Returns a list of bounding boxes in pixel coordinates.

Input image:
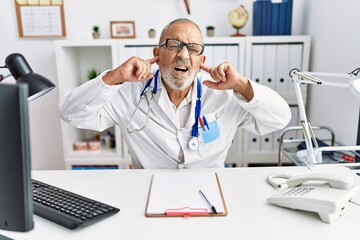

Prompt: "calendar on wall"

[14,0,66,38]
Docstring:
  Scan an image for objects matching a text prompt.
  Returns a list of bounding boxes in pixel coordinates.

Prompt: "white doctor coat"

[60,71,291,169]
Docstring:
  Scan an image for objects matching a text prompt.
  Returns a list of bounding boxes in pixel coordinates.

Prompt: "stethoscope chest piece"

[188,137,199,151]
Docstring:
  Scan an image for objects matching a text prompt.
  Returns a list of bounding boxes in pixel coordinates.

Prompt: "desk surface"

[1,166,360,240]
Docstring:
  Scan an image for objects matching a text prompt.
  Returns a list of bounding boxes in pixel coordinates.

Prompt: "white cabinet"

[55,36,310,169]
[240,36,310,166]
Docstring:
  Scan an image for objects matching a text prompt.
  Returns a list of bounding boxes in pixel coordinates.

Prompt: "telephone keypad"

[283,187,314,197]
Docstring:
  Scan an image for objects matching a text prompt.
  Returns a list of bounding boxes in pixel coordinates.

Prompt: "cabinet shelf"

[67,146,118,158]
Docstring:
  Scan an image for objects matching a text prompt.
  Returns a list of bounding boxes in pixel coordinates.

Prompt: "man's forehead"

[163,23,202,42]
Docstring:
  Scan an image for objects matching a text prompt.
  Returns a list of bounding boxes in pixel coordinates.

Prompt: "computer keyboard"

[32,179,120,229]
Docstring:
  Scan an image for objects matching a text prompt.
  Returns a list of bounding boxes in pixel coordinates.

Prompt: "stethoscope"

[127,69,203,151]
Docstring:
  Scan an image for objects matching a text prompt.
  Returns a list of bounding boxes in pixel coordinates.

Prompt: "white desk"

[1,166,360,240]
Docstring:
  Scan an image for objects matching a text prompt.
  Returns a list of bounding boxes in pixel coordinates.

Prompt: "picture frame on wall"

[14,0,66,38]
[110,21,136,38]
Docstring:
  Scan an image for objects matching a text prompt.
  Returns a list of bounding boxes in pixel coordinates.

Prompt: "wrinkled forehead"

[160,22,203,44]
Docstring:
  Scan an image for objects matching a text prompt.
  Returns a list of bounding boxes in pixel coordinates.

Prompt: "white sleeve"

[59,71,122,131]
[235,80,292,135]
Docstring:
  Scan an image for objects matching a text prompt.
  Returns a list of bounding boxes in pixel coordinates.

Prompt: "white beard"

[161,68,197,91]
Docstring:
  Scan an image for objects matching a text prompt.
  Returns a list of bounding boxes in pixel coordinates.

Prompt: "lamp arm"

[316,146,360,153]
[295,72,351,87]
[293,75,317,168]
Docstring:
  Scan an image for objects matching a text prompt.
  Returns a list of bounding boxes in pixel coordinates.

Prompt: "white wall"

[1,0,358,169]
[301,0,360,145]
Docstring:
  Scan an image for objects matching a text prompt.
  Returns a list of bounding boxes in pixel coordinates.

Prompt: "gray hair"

[159,18,203,44]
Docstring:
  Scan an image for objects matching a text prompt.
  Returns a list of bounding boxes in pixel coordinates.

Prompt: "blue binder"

[271,3,280,35]
[253,0,292,36]
[285,0,293,35]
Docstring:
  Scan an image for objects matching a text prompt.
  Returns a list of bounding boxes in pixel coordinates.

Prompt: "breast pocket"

[198,113,221,157]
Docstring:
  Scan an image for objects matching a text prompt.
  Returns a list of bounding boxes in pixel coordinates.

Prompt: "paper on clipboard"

[145,172,227,217]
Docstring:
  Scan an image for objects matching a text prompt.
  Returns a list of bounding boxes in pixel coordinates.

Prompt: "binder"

[261,133,273,152]
[247,132,261,152]
[275,44,290,93]
[264,0,272,35]
[278,1,287,35]
[284,0,293,35]
[145,172,227,218]
[253,0,262,35]
[271,3,280,35]
[251,44,264,84]
[263,44,277,90]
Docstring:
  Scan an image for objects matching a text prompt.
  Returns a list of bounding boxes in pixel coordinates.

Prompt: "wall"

[1,0,357,169]
[302,0,360,145]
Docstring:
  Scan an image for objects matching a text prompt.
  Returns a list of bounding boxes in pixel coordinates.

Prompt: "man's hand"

[103,56,159,85]
[200,62,254,101]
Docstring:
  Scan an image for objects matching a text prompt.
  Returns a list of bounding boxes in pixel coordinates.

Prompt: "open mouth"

[174,66,188,73]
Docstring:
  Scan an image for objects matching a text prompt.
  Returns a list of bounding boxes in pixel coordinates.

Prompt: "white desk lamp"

[290,67,360,169]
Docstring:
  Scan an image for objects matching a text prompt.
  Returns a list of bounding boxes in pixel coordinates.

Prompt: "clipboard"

[145,172,228,218]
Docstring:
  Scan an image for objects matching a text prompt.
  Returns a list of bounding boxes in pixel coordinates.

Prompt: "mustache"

[172,58,191,67]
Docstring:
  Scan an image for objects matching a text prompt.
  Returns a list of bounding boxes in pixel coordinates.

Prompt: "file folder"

[145,172,227,217]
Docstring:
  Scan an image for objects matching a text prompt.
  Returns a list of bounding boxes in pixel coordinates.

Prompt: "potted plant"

[148,28,156,38]
[92,25,100,39]
[206,26,215,37]
[87,68,101,80]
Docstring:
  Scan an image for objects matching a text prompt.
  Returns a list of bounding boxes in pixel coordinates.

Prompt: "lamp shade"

[5,53,55,101]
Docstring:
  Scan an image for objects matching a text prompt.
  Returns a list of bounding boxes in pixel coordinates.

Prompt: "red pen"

[198,116,206,130]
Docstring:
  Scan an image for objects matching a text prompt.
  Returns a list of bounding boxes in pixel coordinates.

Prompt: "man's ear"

[201,55,206,64]
[153,47,159,57]
[153,48,160,65]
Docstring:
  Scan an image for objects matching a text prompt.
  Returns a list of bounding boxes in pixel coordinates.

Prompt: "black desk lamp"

[0,53,55,233]
[0,53,55,101]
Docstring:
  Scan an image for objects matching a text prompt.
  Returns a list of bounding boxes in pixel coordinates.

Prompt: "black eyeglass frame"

[158,38,205,56]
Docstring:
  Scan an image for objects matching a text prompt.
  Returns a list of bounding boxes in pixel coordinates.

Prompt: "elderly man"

[60,18,291,169]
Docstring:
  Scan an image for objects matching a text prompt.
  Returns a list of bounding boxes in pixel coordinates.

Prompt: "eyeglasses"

[158,38,205,56]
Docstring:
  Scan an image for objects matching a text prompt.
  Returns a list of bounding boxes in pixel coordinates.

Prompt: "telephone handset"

[267,172,360,223]
[285,172,355,189]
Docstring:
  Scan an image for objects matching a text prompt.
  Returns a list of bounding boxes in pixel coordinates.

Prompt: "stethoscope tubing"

[127,69,202,151]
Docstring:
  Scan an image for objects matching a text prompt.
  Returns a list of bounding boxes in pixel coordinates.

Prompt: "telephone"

[267,172,360,223]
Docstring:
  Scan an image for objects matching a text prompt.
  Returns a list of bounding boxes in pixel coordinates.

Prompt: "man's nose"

[176,45,190,59]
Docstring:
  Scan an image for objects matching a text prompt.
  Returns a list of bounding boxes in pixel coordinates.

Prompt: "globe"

[228,5,249,37]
